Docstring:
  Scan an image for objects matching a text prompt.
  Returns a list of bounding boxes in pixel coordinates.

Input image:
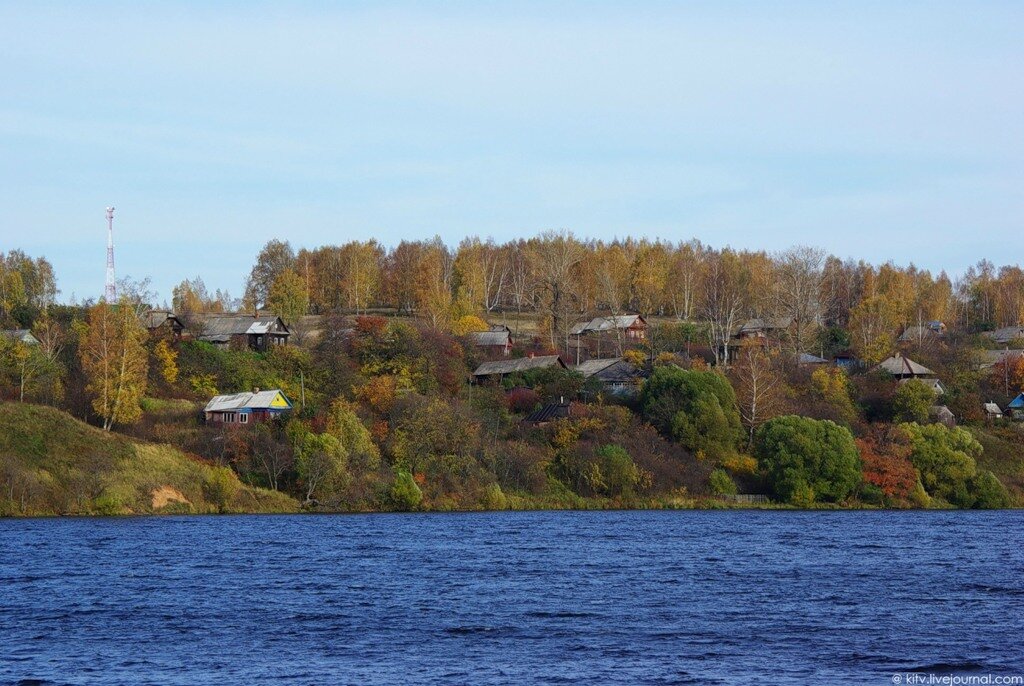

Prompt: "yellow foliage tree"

[153,339,179,385]
[78,299,149,431]
[451,315,489,336]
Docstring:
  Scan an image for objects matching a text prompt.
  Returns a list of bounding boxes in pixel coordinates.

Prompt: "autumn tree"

[78,298,149,431]
[703,250,747,366]
[531,230,585,352]
[267,268,309,326]
[848,292,900,365]
[339,241,383,314]
[729,346,785,447]
[773,246,825,354]
[245,239,296,308]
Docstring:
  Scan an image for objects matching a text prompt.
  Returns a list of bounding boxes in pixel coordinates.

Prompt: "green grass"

[0,402,299,516]
[970,424,1024,507]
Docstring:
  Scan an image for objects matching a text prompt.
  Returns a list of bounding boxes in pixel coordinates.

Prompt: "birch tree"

[78,298,149,431]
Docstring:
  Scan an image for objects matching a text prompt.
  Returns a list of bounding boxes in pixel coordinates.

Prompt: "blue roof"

[1008,393,1024,409]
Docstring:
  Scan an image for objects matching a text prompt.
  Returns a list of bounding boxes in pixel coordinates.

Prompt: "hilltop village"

[1,235,1023,514]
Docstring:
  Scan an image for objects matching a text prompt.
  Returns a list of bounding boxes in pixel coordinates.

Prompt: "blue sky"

[1,1,1022,303]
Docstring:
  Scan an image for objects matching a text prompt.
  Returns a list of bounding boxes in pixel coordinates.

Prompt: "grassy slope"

[970,425,1024,507]
[0,403,298,516]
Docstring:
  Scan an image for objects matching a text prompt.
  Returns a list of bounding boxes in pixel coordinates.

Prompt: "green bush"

[901,423,985,508]
[969,470,1010,509]
[755,415,861,504]
[892,380,936,424]
[640,367,743,459]
[204,466,240,513]
[480,483,508,510]
[708,469,737,496]
[596,445,640,497]
[389,470,423,511]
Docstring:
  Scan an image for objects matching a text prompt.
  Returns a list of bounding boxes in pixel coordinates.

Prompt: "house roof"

[978,349,1024,369]
[875,354,935,377]
[143,310,184,330]
[984,326,1024,345]
[898,325,944,343]
[473,355,565,377]
[1008,393,1024,410]
[522,401,572,424]
[0,329,39,345]
[797,352,829,365]
[471,330,511,347]
[929,405,955,421]
[204,389,292,413]
[984,402,1003,415]
[736,317,793,335]
[574,358,645,384]
[570,314,645,335]
[199,314,290,338]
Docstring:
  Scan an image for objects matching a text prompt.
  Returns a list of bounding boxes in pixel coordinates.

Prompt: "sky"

[1,1,1022,303]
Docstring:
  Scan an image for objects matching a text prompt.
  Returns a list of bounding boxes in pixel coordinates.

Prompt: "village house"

[0,329,39,346]
[733,317,793,343]
[983,402,1003,420]
[797,352,829,366]
[978,349,1024,370]
[574,357,647,396]
[875,353,946,395]
[983,326,1024,346]
[874,352,936,379]
[521,398,575,427]
[143,310,186,339]
[470,329,513,357]
[197,314,290,352]
[203,389,293,424]
[1008,393,1024,419]
[472,354,566,383]
[570,314,648,341]
[898,321,946,344]
[929,405,956,428]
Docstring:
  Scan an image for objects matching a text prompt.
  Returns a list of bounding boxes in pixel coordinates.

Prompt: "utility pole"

[105,206,117,301]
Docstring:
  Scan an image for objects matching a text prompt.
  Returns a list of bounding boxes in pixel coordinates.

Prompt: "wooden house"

[570,314,648,341]
[929,405,956,428]
[898,321,946,344]
[198,314,290,352]
[574,358,646,396]
[733,317,793,342]
[1008,393,1024,419]
[470,330,513,357]
[143,310,186,339]
[472,354,566,383]
[873,353,936,379]
[983,326,1024,346]
[983,402,1003,420]
[521,399,574,427]
[203,389,292,424]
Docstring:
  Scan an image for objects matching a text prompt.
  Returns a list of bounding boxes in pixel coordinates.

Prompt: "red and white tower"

[105,206,116,301]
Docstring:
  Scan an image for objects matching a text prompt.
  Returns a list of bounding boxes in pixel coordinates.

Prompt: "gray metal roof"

[983,402,1003,415]
[204,389,291,412]
[797,352,829,365]
[473,355,565,376]
[875,354,935,377]
[573,358,622,377]
[984,326,1024,344]
[570,315,645,335]
[471,330,511,347]
[198,314,289,338]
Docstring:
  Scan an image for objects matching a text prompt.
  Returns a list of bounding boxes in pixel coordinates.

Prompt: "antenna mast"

[105,206,116,301]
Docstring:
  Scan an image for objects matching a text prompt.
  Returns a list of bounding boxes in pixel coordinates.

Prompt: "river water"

[1,511,1023,685]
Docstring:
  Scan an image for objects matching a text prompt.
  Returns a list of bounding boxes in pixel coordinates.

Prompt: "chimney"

[253,387,260,394]
[528,351,535,359]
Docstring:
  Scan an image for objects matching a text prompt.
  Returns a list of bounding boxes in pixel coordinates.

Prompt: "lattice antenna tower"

[105,206,116,301]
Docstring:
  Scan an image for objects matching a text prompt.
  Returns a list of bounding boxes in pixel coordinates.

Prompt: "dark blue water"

[2,511,1023,685]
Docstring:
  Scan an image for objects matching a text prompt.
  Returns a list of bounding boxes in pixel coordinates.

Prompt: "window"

[239,413,248,424]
